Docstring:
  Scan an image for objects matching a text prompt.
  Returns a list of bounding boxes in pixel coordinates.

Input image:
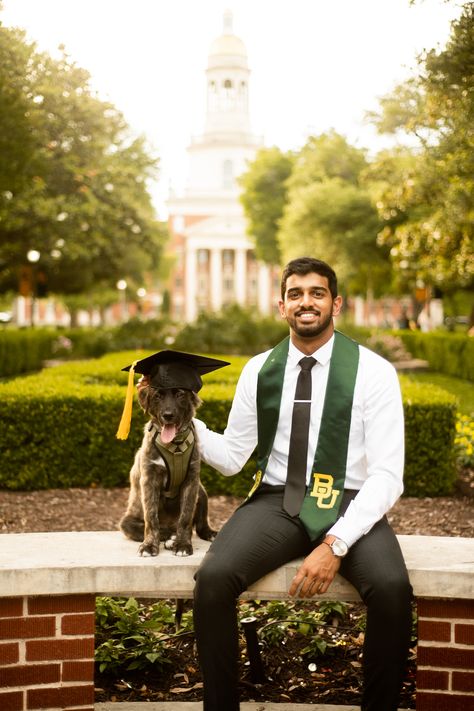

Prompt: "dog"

[120,380,217,557]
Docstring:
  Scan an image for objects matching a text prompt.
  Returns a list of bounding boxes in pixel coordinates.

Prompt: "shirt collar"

[288,333,335,367]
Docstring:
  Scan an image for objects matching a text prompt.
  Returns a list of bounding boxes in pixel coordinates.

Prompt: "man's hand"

[288,543,341,598]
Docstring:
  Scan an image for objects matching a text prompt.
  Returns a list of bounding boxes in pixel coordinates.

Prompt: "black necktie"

[283,356,316,516]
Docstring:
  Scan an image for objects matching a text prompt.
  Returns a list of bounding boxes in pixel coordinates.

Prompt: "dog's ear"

[137,384,152,414]
[191,391,202,410]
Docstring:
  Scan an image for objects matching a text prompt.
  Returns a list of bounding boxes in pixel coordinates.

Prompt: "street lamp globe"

[27,249,41,264]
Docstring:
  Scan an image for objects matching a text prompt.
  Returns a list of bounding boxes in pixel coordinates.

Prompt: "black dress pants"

[193,485,413,711]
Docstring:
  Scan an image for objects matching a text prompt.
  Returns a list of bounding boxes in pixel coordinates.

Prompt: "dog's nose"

[162,411,174,422]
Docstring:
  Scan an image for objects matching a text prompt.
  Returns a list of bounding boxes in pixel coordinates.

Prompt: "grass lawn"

[403,371,474,415]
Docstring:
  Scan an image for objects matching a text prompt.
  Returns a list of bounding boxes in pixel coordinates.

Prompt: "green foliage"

[397,331,474,381]
[0,25,167,297]
[173,304,289,356]
[454,414,474,468]
[0,327,55,376]
[276,132,391,295]
[0,350,459,497]
[400,377,457,496]
[238,146,294,264]
[95,596,193,674]
[368,5,474,292]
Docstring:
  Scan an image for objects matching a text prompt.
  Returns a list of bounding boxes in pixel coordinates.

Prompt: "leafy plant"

[454,414,474,468]
[95,597,192,675]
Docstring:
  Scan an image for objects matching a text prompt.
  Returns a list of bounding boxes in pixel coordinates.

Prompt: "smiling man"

[191,256,413,711]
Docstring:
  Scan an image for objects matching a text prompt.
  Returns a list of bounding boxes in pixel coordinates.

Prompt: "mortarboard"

[116,349,230,440]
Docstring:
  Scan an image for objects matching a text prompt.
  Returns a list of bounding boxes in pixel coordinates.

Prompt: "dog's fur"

[120,383,217,556]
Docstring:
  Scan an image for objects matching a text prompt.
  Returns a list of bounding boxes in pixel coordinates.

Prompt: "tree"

[277,132,390,295]
[368,3,474,293]
[0,24,167,298]
[238,146,294,264]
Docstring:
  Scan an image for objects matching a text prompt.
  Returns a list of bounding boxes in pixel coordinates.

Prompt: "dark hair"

[280,257,338,300]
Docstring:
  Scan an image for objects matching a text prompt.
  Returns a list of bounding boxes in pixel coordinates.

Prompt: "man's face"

[278,272,342,340]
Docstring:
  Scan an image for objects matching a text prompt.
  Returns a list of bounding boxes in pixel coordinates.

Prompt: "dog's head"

[138,385,201,444]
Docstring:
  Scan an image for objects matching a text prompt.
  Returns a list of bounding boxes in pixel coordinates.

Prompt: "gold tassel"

[116,360,138,440]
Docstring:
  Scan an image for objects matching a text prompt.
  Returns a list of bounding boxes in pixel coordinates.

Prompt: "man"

[144,257,413,710]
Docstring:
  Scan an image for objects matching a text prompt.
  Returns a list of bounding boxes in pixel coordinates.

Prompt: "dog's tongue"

[160,424,177,444]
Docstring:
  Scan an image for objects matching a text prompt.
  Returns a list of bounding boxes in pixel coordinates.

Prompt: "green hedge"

[0,328,56,377]
[396,331,474,382]
[0,352,457,497]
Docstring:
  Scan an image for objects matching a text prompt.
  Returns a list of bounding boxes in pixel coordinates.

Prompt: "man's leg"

[340,516,413,711]
[193,485,312,711]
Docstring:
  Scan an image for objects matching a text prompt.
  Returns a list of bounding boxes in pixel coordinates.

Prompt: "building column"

[234,248,247,306]
[185,247,198,322]
[257,262,271,315]
[210,248,222,312]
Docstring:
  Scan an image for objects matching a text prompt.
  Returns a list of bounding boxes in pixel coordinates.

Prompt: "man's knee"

[194,554,246,605]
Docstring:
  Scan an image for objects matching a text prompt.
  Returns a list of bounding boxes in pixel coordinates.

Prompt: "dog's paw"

[164,535,176,550]
[197,527,218,541]
[138,541,160,557]
[172,540,193,556]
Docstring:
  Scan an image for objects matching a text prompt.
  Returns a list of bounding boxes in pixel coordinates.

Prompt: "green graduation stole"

[251,331,360,540]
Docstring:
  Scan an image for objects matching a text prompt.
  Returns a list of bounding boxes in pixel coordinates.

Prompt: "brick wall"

[417,598,474,711]
[0,595,95,711]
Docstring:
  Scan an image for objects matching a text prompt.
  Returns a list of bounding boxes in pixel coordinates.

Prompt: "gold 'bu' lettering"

[309,473,340,509]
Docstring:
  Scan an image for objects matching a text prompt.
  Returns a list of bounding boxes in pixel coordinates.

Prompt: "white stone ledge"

[0,532,472,600]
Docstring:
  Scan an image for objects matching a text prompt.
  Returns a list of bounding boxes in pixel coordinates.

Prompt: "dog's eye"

[174,389,187,398]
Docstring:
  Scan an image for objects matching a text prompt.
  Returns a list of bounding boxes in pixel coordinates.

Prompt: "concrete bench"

[0,531,472,711]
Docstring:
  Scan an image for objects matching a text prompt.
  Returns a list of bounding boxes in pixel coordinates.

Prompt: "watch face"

[332,539,348,556]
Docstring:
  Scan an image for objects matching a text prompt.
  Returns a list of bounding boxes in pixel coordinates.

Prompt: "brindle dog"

[120,383,217,556]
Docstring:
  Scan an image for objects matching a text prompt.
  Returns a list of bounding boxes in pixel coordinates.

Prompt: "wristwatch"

[323,536,348,558]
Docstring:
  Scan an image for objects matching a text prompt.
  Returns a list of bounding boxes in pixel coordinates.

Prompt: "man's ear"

[332,295,343,317]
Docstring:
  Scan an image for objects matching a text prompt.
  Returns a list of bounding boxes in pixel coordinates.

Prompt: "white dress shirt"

[194,333,405,548]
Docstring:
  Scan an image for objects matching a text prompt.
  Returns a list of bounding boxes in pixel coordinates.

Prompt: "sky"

[1,0,464,217]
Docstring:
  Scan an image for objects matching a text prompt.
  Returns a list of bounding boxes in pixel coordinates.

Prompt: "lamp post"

[116,279,128,322]
[26,249,40,326]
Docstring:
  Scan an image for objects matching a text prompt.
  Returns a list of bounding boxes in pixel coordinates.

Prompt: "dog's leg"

[166,446,201,556]
[138,453,164,557]
[120,452,145,541]
[194,482,218,541]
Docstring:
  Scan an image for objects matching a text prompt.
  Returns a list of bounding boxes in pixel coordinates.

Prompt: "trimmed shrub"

[399,377,457,496]
[0,351,457,497]
[396,331,473,381]
[0,328,56,377]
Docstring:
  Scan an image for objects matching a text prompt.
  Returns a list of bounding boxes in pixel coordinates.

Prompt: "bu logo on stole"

[310,473,340,509]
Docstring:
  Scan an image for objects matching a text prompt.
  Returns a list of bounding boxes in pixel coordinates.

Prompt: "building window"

[223,249,234,265]
[197,249,209,265]
[223,79,233,89]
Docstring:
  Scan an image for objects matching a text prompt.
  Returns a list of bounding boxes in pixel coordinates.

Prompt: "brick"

[418,644,474,669]
[62,660,95,681]
[455,623,474,645]
[416,691,474,711]
[0,691,23,711]
[27,684,94,709]
[61,613,95,636]
[0,598,24,618]
[28,594,95,615]
[0,616,55,639]
[0,642,19,665]
[452,671,474,692]
[417,669,449,690]
[418,619,451,642]
[26,636,94,661]
[0,662,60,687]
[418,598,474,620]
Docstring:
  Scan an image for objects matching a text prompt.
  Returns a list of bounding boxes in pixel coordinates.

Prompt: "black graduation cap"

[116,350,230,440]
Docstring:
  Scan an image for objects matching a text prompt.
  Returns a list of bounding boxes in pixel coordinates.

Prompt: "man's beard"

[289,310,333,339]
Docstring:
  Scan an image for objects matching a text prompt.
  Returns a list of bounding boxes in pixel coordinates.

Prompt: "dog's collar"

[148,422,193,451]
